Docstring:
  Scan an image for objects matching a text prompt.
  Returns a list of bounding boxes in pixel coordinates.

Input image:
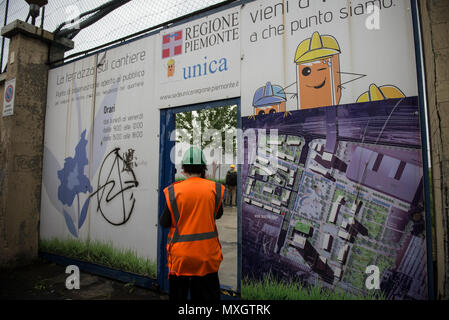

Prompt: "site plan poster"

[40,35,159,278]
[156,6,241,108]
[241,97,428,299]
[240,0,418,116]
[240,0,427,299]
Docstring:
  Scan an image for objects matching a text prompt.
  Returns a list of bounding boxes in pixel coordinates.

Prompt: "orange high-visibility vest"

[163,177,225,277]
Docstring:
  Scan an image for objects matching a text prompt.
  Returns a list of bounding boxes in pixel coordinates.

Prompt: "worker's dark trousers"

[169,272,220,301]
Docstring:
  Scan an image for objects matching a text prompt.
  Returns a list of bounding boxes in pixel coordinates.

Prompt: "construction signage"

[240,0,417,116]
[240,0,428,300]
[40,0,429,300]
[41,36,159,277]
[156,6,241,108]
[242,98,428,299]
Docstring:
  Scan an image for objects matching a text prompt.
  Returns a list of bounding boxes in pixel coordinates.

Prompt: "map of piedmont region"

[241,97,428,300]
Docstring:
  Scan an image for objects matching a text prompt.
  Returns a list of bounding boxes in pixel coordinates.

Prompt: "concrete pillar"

[419,0,449,299]
[0,20,73,266]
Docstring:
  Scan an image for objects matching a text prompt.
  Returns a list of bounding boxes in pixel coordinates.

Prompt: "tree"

[175,104,237,156]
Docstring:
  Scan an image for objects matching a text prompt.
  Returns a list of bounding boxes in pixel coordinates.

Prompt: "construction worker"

[225,164,237,207]
[294,31,342,109]
[160,146,225,301]
[356,83,405,102]
[252,82,287,117]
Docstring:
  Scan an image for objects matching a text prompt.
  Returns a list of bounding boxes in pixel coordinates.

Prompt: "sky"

[0,0,226,68]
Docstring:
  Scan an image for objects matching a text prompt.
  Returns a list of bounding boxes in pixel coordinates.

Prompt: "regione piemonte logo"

[162,30,182,59]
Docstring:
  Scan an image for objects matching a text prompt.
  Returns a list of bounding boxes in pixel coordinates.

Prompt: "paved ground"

[216,206,238,291]
[0,207,237,300]
[0,259,168,300]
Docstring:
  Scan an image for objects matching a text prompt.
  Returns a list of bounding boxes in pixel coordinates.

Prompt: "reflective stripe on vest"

[167,182,222,244]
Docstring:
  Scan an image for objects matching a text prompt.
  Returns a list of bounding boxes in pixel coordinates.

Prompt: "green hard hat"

[181,146,207,165]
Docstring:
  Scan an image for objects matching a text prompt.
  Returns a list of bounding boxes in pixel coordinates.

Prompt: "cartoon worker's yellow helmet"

[356,84,405,103]
[294,31,341,64]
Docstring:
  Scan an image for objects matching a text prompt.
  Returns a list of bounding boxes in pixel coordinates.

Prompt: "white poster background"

[41,55,97,242]
[89,36,158,262]
[240,0,418,116]
[156,6,241,108]
[40,35,158,265]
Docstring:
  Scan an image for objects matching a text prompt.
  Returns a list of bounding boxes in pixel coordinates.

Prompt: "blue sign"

[5,85,13,103]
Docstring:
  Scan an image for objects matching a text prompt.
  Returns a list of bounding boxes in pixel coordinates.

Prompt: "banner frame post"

[410,0,435,301]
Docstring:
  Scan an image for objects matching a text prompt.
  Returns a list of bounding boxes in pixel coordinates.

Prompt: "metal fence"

[0,0,228,70]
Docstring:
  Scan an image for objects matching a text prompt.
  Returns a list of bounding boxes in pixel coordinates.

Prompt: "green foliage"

[175,105,237,151]
[39,238,156,278]
[241,273,385,300]
[34,279,48,291]
[295,221,311,234]
[376,255,395,274]
[124,280,136,293]
[175,177,225,184]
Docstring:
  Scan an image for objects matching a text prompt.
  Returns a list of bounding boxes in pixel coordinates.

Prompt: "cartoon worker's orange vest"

[163,177,225,277]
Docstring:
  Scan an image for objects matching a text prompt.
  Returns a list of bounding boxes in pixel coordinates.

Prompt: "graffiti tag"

[90,148,139,226]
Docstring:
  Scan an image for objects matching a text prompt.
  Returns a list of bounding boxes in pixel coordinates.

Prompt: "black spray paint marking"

[90,148,139,226]
[122,148,138,173]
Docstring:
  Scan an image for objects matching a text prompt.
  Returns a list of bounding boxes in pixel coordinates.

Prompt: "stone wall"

[419,0,449,299]
[0,21,72,267]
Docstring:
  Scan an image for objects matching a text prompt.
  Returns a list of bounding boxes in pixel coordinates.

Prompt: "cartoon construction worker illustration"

[167,58,175,78]
[249,31,372,116]
[251,82,287,118]
[294,31,342,110]
[356,83,405,102]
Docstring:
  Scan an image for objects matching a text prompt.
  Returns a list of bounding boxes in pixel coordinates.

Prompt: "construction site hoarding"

[40,35,159,278]
[38,0,430,299]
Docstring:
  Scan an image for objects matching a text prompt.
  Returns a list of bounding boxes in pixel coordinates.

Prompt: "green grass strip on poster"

[39,238,157,278]
[241,273,385,300]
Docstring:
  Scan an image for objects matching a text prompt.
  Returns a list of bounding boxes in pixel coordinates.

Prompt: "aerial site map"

[241,97,428,300]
